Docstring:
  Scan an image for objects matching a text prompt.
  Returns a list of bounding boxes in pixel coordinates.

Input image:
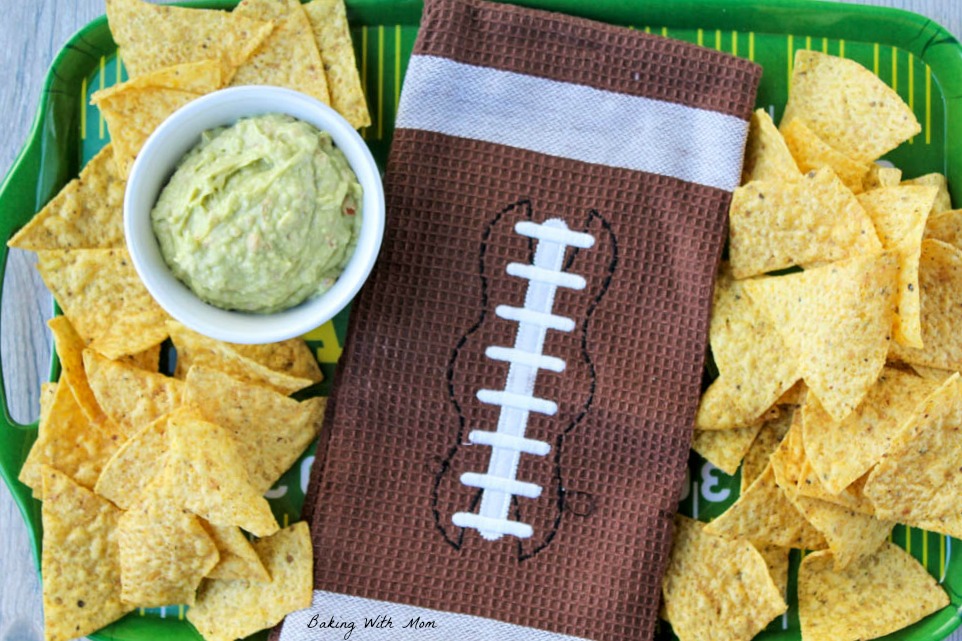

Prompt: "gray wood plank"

[0,2,103,638]
[835,0,960,35]
[0,2,958,641]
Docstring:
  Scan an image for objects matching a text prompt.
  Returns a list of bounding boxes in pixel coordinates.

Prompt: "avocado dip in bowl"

[151,112,363,314]
[124,86,384,344]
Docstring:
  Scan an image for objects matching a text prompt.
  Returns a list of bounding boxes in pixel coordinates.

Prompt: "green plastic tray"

[0,0,960,640]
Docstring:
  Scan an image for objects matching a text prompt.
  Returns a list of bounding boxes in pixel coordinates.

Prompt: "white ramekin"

[124,86,385,344]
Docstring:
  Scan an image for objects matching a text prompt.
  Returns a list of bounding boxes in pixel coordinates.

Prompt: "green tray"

[0,0,960,640]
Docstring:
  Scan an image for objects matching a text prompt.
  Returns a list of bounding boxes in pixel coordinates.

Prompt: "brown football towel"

[276,0,760,639]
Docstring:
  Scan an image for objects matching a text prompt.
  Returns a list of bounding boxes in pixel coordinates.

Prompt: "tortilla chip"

[38,382,57,421]
[101,60,223,97]
[780,118,871,194]
[858,185,937,347]
[782,50,921,162]
[796,466,877,516]
[304,0,370,128]
[168,321,315,395]
[798,543,948,641]
[167,412,279,537]
[909,514,962,539]
[184,366,324,492]
[19,383,121,499]
[229,339,323,384]
[862,164,903,191]
[741,410,792,493]
[232,0,331,104]
[692,423,764,476]
[84,349,185,439]
[704,465,826,550]
[729,167,881,278]
[128,346,162,371]
[909,363,957,383]
[775,380,806,406]
[8,146,124,251]
[40,466,132,641]
[924,208,962,249]
[769,409,806,495]
[695,378,762,430]
[890,240,962,370]
[741,109,800,184]
[792,494,893,571]
[98,87,201,176]
[662,516,787,641]
[92,61,223,177]
[188,522,313,641]
[864,373,962,528]
[35,248,162,345]
[47,315,104,423]
[88,308,170,361]
[698,266,800,428]
[905,173,952,216]
[119,342,164,373]
[803,368,935,494]
[105,0,273,80]
[201,521,270,582]
[708,267,772,375]
[218,12,278,82]
[94,411,182,510]
[744,251,899,422]
[857,185,936,256]
[118,471,220,607]
[755,544,790,599]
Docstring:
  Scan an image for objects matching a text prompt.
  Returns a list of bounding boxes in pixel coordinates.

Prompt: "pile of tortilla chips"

[666,50,960,641]
[5,1,376,640]
[20,308,323,641]
[97,0,370,177]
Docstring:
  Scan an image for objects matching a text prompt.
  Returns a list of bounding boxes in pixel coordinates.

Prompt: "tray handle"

[0,127,53,565]
[0,111,58,434]
[1,249,53,428]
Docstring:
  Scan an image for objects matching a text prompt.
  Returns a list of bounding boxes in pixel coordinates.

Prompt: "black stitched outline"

[431,199,533,550]
[516,209,619,562]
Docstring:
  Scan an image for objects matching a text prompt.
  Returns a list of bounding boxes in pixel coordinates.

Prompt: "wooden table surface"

[0,1,959,640]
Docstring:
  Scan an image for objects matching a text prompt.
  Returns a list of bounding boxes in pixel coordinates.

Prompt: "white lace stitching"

[452,219,595,541]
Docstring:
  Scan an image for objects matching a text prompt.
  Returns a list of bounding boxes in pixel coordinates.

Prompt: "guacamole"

[151,113,363,313]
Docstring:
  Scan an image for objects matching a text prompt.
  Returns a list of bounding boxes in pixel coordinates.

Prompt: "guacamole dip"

[151,113,362,313]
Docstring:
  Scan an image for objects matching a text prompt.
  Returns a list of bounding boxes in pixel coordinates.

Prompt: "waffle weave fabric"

[276,0,760,639]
